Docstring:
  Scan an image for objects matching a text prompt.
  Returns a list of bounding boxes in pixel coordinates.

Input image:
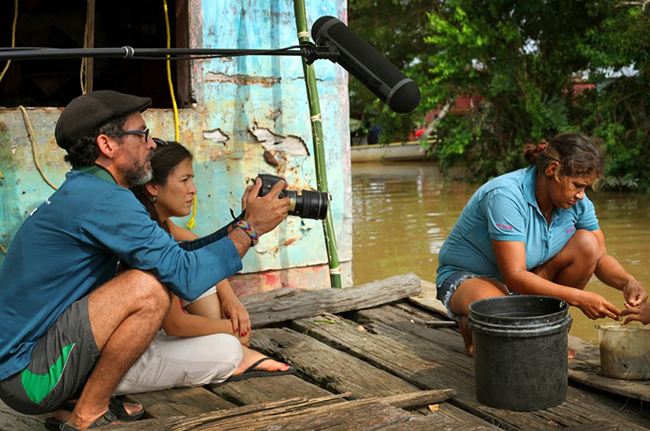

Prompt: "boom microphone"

[312,16,421,114]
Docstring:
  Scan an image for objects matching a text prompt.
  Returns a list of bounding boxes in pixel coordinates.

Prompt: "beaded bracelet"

[234,220,259,246]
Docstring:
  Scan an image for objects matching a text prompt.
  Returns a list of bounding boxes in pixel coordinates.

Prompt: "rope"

[0,0,18,85]
[162,0,196,229]
[19,106,58,190]
[80,14,89,94]
[0,0,19,181]
[187,195,197,229]
[163,0,180,141]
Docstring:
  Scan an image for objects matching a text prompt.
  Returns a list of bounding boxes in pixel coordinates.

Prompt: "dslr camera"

[257,174,329,220]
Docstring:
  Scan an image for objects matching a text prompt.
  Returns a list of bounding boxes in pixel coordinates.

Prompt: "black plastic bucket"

[469,295,572,411]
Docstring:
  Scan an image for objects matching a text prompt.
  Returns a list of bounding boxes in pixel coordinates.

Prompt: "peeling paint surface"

[250,126,309,156]
[0,0,352,292]
[203,128,229,144]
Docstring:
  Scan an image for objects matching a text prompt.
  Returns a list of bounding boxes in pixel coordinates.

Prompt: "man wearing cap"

[0,90,290,430]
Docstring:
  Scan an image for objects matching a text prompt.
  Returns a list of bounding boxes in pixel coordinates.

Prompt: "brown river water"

[351,161,650,343]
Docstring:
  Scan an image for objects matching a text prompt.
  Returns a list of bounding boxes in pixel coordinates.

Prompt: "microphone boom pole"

[294,1,342,289]
[0,44,338,62]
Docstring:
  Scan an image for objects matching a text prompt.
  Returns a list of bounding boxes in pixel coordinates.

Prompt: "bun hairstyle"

[523,133,604,182]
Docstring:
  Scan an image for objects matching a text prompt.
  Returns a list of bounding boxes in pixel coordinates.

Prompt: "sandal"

[109,397,144,421]
[45,397,143,430]
[59,410,119,430]
[227,357,296,382]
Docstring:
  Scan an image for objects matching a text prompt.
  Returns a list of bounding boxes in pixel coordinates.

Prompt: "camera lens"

[256,174,329,220]
[291,189,329,220]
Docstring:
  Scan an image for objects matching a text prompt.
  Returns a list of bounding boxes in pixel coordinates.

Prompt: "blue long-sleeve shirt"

[0,169,242,380]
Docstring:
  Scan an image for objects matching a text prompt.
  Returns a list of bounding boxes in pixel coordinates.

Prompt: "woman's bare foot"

[568,348,577,360]
[458,315,474,356]
[232,346,290,376]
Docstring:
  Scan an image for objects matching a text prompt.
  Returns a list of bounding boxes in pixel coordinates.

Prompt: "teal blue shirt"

[437,167,599,285]
[0,169,242,380]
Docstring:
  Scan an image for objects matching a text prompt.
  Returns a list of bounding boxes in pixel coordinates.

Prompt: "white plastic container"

[596,322,650,380]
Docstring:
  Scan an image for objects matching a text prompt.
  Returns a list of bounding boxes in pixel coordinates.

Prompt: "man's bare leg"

[64,270,170,430]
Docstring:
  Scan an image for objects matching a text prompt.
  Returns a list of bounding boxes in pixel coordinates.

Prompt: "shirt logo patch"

[566,226,576,234]
[496,223,513,231]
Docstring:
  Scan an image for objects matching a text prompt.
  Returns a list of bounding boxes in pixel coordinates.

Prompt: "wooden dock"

[2,274,649,430]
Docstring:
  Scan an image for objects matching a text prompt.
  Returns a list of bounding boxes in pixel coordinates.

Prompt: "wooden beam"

[108,390,458,431]
[352,305,650,431]
[243,272,421,327]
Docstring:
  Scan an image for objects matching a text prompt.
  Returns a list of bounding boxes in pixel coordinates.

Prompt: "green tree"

[349,0,650,191]
[579,2,650,190]
[348,0,437,142]
[424,0,650,188]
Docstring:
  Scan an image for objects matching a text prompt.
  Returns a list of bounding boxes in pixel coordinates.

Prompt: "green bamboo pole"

[294,0,342,288]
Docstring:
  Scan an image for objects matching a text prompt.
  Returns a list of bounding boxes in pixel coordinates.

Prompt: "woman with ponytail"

[436,133,647,356]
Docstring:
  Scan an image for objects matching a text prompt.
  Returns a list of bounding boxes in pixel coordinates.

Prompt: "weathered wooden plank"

[124,387,236,418]
[108,394,350,430]
[109,391,471,431]
[378,416,498,431]
[209,374,333,405]
[0,387,235,431]
[421,402,502,430]
[356,304,474,365]
[367,389,457,409]
[563,422,620,431]
[243,272,421,327]
[568,335,650,402]
[249,327,419,397]
[290,313,474,391]
[403,297,650,405]
[408,279,449,318]
[0,399,50,431]
[250,326,499,430]
[350,305,650,431]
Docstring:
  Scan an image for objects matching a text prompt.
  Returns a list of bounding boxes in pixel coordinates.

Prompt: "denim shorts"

[436,270,493,320]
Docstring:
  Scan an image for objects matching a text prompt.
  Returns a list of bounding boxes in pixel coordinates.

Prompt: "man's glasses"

[120,127,151,142]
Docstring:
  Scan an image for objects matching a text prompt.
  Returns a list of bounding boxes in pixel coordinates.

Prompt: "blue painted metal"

[0,0,351,289]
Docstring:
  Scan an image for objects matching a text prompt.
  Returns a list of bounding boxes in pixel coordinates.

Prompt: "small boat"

[350,141,430,163]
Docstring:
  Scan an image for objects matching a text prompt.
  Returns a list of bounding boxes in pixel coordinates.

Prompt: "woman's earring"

[152,196,157,206]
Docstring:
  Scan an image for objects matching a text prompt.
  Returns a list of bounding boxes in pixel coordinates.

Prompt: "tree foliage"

[348,0,650,191]
[348,0,437,142]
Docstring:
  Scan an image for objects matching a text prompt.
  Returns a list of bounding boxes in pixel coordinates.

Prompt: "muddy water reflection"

[352,161,650,343]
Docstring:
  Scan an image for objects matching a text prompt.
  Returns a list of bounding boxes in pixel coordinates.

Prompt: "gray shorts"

[0,296,100,415]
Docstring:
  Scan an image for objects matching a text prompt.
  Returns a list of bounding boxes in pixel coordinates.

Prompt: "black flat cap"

[55,90,152,151]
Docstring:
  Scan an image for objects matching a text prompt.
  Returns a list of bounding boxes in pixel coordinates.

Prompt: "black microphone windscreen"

[312,16,420,114]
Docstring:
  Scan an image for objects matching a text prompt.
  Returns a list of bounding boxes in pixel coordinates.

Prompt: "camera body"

[257,174,329,220]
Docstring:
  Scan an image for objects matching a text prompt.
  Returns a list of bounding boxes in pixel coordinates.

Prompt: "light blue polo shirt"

[437,166,599,286]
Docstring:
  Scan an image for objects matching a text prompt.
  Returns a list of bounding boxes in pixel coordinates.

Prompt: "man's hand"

[620,304,650,325]
[623,279,647,308]
[576,290,621,320]
[243,178,290,235]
